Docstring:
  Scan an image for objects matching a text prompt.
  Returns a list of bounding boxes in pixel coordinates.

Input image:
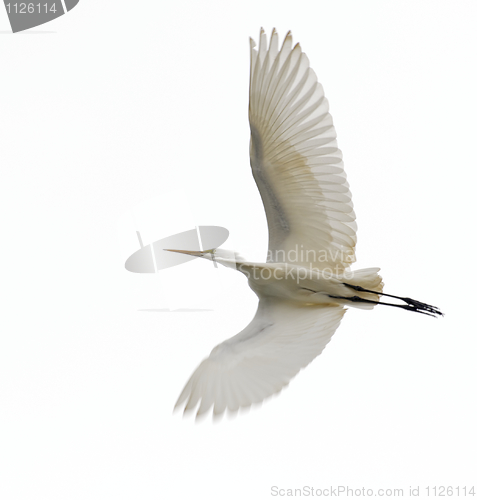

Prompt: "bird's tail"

[329,268,443,317]
[338,267,384,309]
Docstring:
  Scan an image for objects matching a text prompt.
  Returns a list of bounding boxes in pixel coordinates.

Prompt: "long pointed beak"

[163,249,205,257]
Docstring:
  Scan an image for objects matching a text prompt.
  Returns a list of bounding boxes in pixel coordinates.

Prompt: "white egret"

[169,29,442,420]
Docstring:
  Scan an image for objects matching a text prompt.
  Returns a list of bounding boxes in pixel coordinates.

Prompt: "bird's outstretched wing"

[174,301,345,418]
[249,29,356,271]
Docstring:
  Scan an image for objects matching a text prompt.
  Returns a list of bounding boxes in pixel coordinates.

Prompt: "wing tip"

[250,28,296,52]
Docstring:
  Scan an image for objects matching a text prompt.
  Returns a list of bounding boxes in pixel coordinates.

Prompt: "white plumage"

[170,29,442,421]
[175,300,345,418]
[249,28,356,271]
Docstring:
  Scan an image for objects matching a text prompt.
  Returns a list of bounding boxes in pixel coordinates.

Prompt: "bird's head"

[164,248,245,269]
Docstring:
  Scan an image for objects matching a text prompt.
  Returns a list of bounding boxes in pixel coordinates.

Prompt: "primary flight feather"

[169,29,442,421]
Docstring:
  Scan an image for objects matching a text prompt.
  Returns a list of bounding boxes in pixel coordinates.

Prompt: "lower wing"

[174,298,346,419]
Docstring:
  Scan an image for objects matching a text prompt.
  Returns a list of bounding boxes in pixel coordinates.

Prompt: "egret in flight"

[168,29,442,420]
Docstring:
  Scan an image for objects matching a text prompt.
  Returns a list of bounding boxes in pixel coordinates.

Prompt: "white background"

[1,1,476,499]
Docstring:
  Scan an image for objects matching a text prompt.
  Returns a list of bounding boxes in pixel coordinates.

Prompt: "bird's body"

[204,255,382,306]
[169,29,442,420]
